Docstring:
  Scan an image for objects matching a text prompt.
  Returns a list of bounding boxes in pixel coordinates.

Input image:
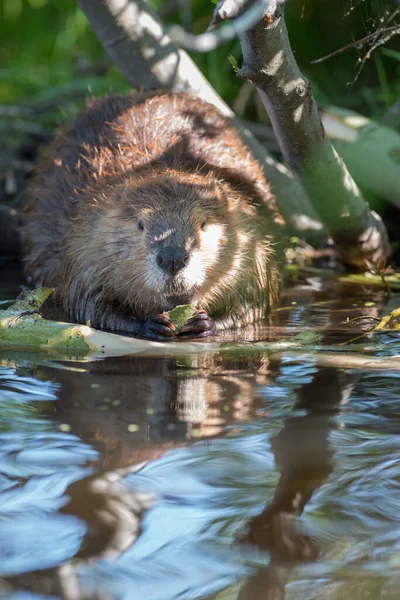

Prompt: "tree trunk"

[229,1,390,268]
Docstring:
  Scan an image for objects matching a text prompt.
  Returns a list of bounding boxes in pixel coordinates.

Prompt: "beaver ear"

[218,182,253,215]
[213,166,269,208]
[210,180,236,212]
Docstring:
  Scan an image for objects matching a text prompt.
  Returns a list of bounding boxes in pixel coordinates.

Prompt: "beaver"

[20,91,284,340]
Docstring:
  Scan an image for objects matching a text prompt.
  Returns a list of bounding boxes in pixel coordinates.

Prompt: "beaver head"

[82,169,253,319]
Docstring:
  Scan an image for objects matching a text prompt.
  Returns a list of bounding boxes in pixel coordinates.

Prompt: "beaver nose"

[157,247,189,275]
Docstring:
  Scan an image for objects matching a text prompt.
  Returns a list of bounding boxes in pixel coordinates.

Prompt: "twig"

[311,25,400,65]
[353,27,400,84]
[365,260,392,299]
[168,0,268,52]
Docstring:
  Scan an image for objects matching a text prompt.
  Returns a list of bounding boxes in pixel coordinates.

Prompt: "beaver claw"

[141,314,175,340]
[177,310,214,339]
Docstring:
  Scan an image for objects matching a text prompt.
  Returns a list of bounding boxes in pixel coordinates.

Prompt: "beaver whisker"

[119,273,149,293]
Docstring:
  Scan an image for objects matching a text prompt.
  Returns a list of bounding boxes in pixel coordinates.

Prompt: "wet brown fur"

[21,91,284,332]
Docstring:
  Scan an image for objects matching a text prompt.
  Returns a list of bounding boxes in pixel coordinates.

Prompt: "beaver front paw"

[177,310,214,339]
[141,314,175,341]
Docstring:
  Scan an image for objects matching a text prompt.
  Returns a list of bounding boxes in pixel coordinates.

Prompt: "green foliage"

[283,0,400,118]
[1,0,399,119]
[228,54,238,72]
[166,305,197,332]
[382,48,400,62]
[0,0,129,104]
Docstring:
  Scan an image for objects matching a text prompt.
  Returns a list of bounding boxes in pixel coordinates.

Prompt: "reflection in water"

[0,278,400,599]
[238,368,359,600]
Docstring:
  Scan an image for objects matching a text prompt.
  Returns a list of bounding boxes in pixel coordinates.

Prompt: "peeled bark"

[0,289,213,356]
[75,0,327,245]
[224,1,390,268]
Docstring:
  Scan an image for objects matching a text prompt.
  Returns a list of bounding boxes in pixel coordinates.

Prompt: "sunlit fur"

[21,91,284,331]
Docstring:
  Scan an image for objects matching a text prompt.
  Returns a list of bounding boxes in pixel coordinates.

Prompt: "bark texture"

[234,2,390,268]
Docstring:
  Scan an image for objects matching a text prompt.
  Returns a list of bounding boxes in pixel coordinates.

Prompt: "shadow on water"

[1,265,400,599]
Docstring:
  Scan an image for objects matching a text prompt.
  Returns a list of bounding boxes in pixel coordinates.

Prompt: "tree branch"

[311,25,400,65]
[168,0,268,52]
[229,2,390,268]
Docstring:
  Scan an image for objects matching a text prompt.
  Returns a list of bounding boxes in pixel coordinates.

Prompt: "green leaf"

[381,48,400,62]
[166,304,196,332]
[228,54,238,72]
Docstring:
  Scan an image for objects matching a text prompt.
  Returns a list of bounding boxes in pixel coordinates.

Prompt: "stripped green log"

[338,273,400,290]
[0,289,90,352]
[0,289,214,355]
[2,290,400,375]
[0,288,151,354]
[285,264,400,291]
[268,351,400,372]
[0,290,321,355]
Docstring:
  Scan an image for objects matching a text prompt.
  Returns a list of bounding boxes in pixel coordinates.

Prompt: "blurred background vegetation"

[1,0,399,116]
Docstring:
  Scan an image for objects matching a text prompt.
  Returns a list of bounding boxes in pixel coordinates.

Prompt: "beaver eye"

[200,220,207,230]
[138,221,144,231]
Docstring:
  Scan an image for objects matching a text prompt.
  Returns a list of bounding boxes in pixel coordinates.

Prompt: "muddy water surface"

[1,262,400,600]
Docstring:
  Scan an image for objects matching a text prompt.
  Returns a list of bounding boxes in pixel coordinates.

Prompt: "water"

[1,262,400,600]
